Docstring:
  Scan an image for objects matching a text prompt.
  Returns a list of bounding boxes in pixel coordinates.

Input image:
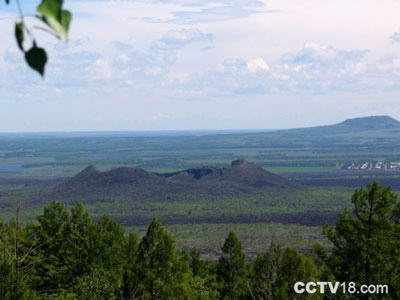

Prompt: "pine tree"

[134,218,192,299]
[275,248,322,299]
[122,232,140,299]
[188,248,220,299]
[26,201,73,292]
[217,231,248,299]
[253,240,283,299]
[0,220,34,299]
[189,248,208,278]
[323,182,400,298]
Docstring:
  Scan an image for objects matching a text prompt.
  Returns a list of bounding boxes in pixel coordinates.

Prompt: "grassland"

[1,117,400,255]
[0,122,400,178]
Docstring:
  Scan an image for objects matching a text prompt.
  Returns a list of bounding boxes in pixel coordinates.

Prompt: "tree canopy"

[322,181,400,298]
[1,182,399,298]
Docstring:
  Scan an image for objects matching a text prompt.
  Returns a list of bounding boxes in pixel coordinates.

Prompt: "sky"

[1,0,400,132]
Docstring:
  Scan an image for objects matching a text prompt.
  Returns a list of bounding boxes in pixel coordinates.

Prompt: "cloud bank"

[1,0,400,131]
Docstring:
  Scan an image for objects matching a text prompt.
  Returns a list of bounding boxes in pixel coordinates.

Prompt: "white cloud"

[134,0,267,24]
[165,41,374,96]
[247,58,270,72]
[91,59,113,80]
[164,71,189,84]
[282,41,367,67]
[154,28,213,50]
[152,6,263,24]
[2,0,400,131]
[391,30,400,43]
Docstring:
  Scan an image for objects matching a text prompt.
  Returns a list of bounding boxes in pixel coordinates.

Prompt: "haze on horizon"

[1,0,400,132]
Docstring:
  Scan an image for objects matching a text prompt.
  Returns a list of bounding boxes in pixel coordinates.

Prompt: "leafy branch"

[4,0,72,77]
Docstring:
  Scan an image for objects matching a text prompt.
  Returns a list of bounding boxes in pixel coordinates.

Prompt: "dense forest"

[0,182,399,299]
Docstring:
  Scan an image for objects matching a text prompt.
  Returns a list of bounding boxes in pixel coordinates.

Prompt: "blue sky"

[1,0,400,132]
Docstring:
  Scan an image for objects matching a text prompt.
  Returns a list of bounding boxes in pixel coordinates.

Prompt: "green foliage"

[75,267,120,300]
[133,218,193,299]
[252,241,323,299]
[252,240,283,298]
[5,0,72,76]
[189,248,209,278]
[23,201,127,296]
[26,201,75,291]
[37,0,72,40]
[274,248,322,299]
[188,275,220,300]
[122,232,139,299]
[1,184,400,298]
[24,44,48,77]
[217,231,248,299]
[188,248,220,299]
[323,181,400,298]
[0,219,37,299]
[15,22,24,51]
[0,269,34,300]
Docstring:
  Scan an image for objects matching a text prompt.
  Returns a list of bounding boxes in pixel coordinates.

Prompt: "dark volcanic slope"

[162,159,297,188]
[39,159,300,204]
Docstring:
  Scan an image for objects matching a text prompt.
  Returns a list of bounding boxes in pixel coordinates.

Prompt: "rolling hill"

[35,159,301,204]
[21,159,349,229]
[270,115,400,137]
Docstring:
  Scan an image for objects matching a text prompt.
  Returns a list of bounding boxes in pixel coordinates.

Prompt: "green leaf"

[60,10,72,33]
[15,22,24,51]
[25,44,48,77]
[38,0,61,20]
[37,0,71,40]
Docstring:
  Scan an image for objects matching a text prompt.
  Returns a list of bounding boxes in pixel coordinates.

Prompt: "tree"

[133,218,192,299]
[323,181,400,298]
[25,201,73,292]
[217,231,248,299]
[24,201,127,296]
[274,248,322,300]
[189,248,208,278]
[253,240,283,299]
[253,241,322,300]
[188,248,220,299]
[122,232,140,299]
[93,215,126,278]
[75,267,120,300]
[3,0,72,76]
[0,219,34,299]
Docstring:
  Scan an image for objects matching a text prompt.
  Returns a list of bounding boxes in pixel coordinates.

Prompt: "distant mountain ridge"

[336,115,400,130]
[276,115,400,137]
[37,159,300,204]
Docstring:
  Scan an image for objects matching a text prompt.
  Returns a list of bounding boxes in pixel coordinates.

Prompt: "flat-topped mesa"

[275,115,400,137]
[338,115,400,130]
